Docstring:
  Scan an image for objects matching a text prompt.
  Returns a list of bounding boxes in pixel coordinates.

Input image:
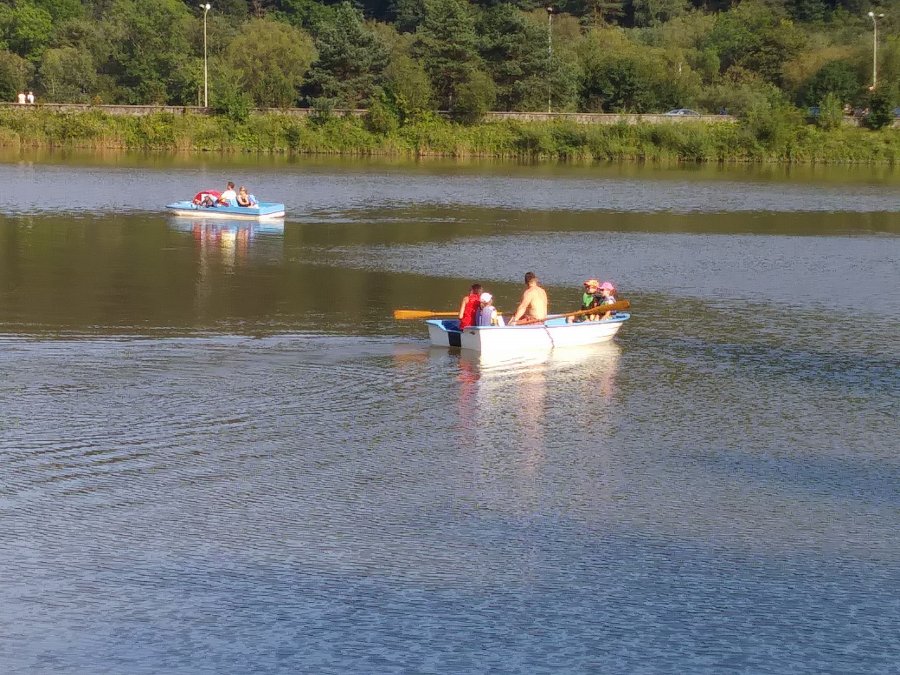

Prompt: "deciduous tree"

[39,46,96,101]
[103,0,196,103]
[385,52,435,118]
[632,0,688,28]
[702,0,805,86]
[0,49,33,101]
[800,60,862,107]
[450,67,496,122]
[224,18,317,107]
[1,2,53,61]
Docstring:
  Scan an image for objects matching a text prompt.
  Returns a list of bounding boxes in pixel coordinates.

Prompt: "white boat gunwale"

[426,312,630,353]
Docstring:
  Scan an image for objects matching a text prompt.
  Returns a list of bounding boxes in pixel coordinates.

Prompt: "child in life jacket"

[568,279,602,323]
[458,283,482,329]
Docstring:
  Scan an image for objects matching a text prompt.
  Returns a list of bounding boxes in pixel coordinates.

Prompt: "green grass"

[0,108,896,163]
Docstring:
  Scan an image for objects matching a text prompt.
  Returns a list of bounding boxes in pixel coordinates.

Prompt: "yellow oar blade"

[393,309,458,320]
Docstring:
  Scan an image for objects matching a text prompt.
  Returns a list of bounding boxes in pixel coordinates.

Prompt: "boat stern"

[426,319,462,347]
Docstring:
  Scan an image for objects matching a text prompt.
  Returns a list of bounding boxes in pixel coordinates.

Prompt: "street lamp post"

[201,3,211,108]
[546,6,553,114]
[867,11,884,90]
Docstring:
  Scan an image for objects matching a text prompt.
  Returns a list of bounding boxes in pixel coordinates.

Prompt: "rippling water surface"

[0,154,898,673]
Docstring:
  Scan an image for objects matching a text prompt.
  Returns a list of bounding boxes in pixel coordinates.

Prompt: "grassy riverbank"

[0,108,897,163]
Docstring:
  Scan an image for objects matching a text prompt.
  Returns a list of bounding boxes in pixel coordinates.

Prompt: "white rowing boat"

[426,313,630,355]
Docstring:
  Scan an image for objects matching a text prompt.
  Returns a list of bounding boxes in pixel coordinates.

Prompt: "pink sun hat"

[599,282,615,291]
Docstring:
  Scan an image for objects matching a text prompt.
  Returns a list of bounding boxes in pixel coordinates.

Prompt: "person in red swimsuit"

[457,283,483,330]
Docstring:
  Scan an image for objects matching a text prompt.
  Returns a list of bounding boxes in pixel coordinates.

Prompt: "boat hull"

[426,313,629,354]
[165,201,285,220]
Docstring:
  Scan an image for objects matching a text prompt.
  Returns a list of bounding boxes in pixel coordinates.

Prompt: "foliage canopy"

[0,0,894,130]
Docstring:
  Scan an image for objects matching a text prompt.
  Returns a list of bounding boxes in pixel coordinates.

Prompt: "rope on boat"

[542,322,555,349]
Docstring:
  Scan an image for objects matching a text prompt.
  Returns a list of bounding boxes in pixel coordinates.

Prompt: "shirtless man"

[509,271,548,325]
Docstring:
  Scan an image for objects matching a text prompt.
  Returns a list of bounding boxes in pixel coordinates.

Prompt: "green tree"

[2,2,53,61]
[391,0,426,32]
[697,67,784,116]
[450,67,496,122]
[224,18,317,107]
[44,17,120,100]
[0,49,33,101]
[415,0,481,108]
[275,0,336,30]
[784,0,829,23]
[578,31,679,112]
[384,52,434,119]
[877,35,900,99]
[580,54,658,111]
[477,4,546,111]
[33,0,84,23]
[365,89,400,133]
[574,0,625,26]
[800,60,862,107]
[815,91,844,130]
[702,0,805,85]
[39,46,96,101]
[103,0,196,103]
[742,98,803,151]
[864,88,894,130]
[305,3,389,108]
[632,0,688,28]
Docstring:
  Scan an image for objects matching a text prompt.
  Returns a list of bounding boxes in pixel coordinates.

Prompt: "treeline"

[0,0,897,129]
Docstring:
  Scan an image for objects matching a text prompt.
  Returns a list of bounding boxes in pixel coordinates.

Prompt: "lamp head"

[868,10,874,16]
[202,3,211,9]
[546,6,553,13]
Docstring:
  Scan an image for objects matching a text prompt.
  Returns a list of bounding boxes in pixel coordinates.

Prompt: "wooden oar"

[394,309,459,320]
[395,299,630,322]
[546,299,631,322]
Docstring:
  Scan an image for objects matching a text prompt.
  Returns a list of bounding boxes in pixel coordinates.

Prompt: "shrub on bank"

[0,107,896,163]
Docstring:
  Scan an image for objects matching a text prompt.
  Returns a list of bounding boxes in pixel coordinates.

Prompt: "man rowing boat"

[508,271,548,325]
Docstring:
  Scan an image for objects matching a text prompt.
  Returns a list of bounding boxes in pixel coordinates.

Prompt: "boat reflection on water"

[168,218,286,238]
[168,218,285,272]
[445,343,622,510]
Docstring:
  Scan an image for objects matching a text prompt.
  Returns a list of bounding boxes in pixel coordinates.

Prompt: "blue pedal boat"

[166,200,285,220]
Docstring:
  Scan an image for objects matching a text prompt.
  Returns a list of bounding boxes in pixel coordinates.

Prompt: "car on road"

[663,108,702,116]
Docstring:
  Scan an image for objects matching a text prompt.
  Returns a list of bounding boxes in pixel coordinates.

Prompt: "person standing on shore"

[26,91,34,104]
[509,271,548,325]
[16,92,26,104]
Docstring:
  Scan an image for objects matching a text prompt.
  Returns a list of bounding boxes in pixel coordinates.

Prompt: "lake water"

[0,153,898,673]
